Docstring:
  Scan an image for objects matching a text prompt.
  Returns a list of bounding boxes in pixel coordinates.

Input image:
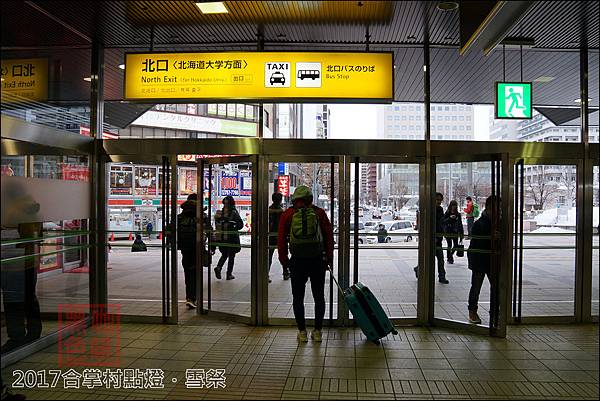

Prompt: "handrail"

[1,244,92,264]
[1,232,91,246]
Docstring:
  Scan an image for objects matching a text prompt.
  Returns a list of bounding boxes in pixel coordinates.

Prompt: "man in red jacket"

[278,185,334,343]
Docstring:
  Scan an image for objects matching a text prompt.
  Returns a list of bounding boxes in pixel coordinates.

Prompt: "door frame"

[429,152,510,337]
[196,155,257,325]
[510,157,582,325]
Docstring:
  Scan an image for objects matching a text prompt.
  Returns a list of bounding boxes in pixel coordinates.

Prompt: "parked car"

[366,220,417,244]
[363,221,378,231]
[334,222,366,244]
[371,209,382,219]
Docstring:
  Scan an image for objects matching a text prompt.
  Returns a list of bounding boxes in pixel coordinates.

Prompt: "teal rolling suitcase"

[329,269,398,344]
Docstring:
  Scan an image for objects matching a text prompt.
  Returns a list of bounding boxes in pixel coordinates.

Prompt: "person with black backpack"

[278,185,334,343]
[214,195,244,280]
[268,192,288,283]
[176,193,211,309]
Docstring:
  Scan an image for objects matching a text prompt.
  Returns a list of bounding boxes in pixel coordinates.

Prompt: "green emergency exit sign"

[495,82,532,119]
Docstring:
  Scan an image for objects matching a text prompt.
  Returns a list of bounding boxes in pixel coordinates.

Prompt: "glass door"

[512,160,579,322]
[191,156,255,324]
[264,157,340,326]
[350,158,421,322]
[106,157,176,323]
[432,154,508,336]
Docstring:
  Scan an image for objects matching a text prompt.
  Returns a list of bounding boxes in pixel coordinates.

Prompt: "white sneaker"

[311,329,322,342]
[185,299,197,309]
[297,330,308,343]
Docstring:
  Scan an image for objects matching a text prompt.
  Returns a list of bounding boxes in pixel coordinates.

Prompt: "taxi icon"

[269,71,286,85]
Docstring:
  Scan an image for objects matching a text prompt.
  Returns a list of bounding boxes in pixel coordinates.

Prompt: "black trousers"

[289,257,326,331]
[181,250,197,302]
[2,267,42,345]
[216,248,237,275]
[468,270,492,312]
[446,237,459,262]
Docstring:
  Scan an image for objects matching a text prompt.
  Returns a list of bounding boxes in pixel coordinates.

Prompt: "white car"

[334,222,366,244]
[363,221,379,231]
[366,220,417,244]
[371,209,382,219]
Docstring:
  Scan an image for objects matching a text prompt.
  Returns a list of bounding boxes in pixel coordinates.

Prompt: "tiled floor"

[2,321,598,400]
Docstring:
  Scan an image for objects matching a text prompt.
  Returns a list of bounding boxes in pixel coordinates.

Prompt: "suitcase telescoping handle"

[326,266,346,301]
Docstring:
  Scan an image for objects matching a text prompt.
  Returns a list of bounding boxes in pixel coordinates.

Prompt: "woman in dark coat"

[443,200,464,264]
[213,195,244,280]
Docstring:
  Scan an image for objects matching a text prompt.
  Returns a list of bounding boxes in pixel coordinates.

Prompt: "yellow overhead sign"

[124,52,393,102]
[1,58,48,102]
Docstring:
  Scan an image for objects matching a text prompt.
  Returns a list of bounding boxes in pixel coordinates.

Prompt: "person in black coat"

[443,200,464,264]
[467,195,500,324]
[214,195,244,280]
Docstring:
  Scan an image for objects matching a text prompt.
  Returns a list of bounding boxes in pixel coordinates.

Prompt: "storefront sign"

[219,172,239,197]
[1,58,48,102]
[177,154,238,161]
[277,175,290,196]
[124,52,393,102]
[79,126,119,139]
[495,82,532,119]
[133,111,256,136]
[239,171,252,196]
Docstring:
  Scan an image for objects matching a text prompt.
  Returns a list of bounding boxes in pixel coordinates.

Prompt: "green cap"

[291,185,313,201]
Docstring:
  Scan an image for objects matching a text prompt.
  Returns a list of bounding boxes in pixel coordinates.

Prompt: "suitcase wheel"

[391,330,398,335]
[372,339,381,345]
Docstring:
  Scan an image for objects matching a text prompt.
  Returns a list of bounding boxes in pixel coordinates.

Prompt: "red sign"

[61,164,89,182]
[79,126,119,139]
[277,175,290,196]
[177,154,237,161]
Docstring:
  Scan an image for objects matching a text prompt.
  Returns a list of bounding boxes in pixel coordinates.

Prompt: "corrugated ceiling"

[1,1,598,107]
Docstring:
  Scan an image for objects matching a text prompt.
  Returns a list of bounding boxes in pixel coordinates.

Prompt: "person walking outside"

[463,196,479,237]
[377,223,388,243]
[414,194,448,283]
[278,185,334,343]
[443,200,464,264]
[214,196,244,280]
[176,193,211,309]
[467,195,500,324]
[268,192,288,283]
[146,221,153,239]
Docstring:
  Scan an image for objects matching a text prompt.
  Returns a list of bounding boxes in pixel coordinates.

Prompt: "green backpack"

[472,202,480,218]
[289,207,324,258]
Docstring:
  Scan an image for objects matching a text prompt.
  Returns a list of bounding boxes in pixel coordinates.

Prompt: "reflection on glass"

[352,163,419,318]
[267,162,338,321]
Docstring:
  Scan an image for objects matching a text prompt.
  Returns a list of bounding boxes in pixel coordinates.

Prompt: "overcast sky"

[328,103,491,140]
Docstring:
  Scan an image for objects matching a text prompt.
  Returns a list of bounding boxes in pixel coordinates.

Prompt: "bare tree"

[526,166,559,210]
[558,166,577,207]
[472,175,491,206]
[390,178,410,209]
[452,182,468,208]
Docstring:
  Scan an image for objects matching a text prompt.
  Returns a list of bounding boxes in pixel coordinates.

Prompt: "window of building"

[409,105,414,111]
[401,105,407,111]
[452,126,457,131]
[459,115,464,121]
[409,115,414,121]
[387,115,393,120]
[246,105,254,120]
[444,106,450,111]
[452,116,457,121]
[466,116,471,121]
[402,115,407,120]
[394,106,400,111]
[236,104,245,119]
[466,125,472,130]
[394,115,400,120]
[452,106,457,111]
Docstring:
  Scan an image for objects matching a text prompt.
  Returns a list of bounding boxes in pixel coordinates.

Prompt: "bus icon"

[295,62,321,88]
[298,70,320,80]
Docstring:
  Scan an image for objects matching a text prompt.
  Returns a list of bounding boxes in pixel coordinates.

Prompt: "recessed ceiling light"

[83,77,92,82]
[533,76,555,83]
[118,64,125,70]
[574,98,592,103]
[437,1,459,11]
[196,2,228,14]
[407,35,417,40]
